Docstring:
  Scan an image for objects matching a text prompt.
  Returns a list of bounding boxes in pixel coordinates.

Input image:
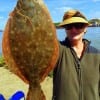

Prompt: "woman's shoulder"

[88,45,100,53]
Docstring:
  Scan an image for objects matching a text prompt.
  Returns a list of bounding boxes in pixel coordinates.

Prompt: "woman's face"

[65,23,88,41]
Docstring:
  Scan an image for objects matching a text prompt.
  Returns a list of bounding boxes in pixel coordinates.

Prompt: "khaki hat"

[58,9,90,27]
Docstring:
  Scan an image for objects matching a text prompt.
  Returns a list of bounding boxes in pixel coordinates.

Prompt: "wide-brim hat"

[58,17,90,27]
[58,9,90,27]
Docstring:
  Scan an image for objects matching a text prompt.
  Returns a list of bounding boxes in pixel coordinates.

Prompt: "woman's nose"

[70,26,78,32]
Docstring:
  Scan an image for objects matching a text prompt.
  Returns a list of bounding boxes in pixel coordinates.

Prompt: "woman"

[52,9,100,100]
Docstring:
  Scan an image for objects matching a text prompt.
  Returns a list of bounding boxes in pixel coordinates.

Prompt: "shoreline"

[0,67,53,100]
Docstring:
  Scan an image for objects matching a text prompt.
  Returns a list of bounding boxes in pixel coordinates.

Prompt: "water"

[0,32,3,55]
[0,27,100,54]
[57,27,100,50]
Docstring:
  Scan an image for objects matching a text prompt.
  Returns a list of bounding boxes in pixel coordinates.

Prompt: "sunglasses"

[64,23,86,30]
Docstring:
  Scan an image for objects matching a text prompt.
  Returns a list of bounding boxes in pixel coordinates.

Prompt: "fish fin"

[26,84,45,100]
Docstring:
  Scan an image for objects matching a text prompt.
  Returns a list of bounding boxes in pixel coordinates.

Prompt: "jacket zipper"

[77,60,82,100]
[70,48,83,100]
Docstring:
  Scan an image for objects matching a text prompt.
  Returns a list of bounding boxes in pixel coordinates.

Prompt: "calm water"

[57,27,100,49]
[0,27,100,54]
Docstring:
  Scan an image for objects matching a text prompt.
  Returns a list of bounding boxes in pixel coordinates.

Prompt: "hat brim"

[58,17,90,27]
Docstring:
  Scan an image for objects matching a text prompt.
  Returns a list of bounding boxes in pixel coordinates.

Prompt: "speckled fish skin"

[2,0,59,100]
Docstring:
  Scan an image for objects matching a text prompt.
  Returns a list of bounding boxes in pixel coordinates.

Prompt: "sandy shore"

[0,67,53,100]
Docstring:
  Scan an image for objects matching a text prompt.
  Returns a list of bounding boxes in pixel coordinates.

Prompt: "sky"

[0,0,100,30]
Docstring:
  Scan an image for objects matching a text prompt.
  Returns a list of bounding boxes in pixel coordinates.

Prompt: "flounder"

[2,0,59,100]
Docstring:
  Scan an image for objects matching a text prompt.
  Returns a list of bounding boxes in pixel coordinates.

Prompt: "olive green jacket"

[53,38,100,100]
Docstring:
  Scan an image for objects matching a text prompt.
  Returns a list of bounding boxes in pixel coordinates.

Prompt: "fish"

[2,0,59,100]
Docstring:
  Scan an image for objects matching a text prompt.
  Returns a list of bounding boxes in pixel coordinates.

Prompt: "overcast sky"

[0,0,100,29]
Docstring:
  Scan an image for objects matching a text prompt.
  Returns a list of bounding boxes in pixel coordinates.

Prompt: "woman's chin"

[69,36,81,41]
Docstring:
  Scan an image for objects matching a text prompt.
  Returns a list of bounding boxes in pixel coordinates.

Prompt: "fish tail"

[26,85,46,100]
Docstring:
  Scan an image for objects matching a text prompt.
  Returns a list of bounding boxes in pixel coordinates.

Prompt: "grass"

[0,56,5,67]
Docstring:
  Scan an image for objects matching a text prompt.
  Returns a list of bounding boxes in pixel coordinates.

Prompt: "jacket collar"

[60,37,91,48]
